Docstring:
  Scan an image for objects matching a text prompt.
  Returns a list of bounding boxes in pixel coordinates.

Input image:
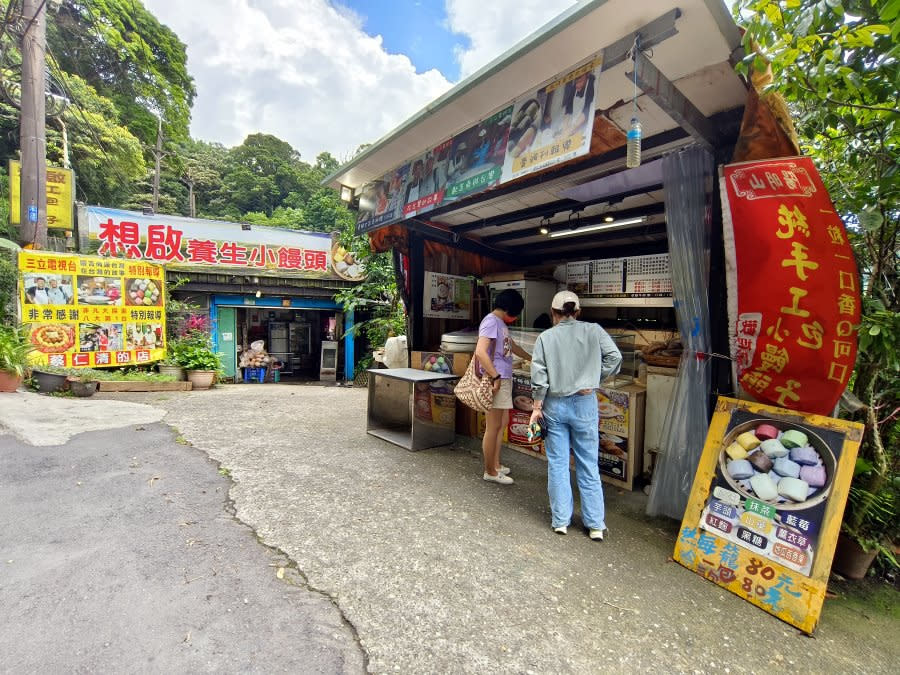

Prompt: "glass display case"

[606,332,636,386]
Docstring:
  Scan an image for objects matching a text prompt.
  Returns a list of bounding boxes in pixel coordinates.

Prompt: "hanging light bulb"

[626,36,642,168]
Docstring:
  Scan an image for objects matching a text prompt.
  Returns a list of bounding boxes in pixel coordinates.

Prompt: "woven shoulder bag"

[455,344,495,413]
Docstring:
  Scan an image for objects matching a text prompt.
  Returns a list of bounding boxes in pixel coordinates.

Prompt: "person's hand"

[492,377,502,393]
[529,408,543,425]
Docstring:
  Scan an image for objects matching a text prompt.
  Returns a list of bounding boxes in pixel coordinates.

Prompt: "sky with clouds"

[142,0,578,162]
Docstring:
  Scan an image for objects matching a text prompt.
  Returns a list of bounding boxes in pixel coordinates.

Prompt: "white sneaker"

[483,472,514,485]
[553,526,568,535]
[497,465,511,475]
[588,528,605,541]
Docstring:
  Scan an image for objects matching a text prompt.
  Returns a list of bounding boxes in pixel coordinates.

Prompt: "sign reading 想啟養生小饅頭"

[85,206,366,282]
[19,251,166,368]
[675,397,863,634]
[720,157,861,416]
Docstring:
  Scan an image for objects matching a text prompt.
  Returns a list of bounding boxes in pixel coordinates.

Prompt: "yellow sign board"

[674,397,863,634]
[9,160,75,230]
[18,251,166,368]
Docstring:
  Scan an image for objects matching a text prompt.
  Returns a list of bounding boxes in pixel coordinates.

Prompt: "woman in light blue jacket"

[529,291,622,540]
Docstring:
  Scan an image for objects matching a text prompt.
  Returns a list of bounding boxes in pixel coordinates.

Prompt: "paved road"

[2,386,897,673]
[0,416,365,673]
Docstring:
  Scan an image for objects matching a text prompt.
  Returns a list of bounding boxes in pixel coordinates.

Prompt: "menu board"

[565,261,590,294]
[624,253,673,296]
[423,272,473,320]
[19,251,166,368]
[591,258,625,295]
[675,397,863,634]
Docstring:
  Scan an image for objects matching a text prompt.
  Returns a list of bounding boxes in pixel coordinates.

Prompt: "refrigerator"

[487,280,557,328]
[268,322,290,374]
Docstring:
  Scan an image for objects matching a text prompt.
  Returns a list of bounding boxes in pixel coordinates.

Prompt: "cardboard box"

[412,350,471,377]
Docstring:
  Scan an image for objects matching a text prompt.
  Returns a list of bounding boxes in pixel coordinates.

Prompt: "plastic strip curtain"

[646,146,714,520]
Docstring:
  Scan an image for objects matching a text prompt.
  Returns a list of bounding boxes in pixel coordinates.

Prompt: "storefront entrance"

[210,295,353,383]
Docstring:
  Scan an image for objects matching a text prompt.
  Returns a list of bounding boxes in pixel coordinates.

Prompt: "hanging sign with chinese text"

[720,157,860,415]
[674,397,862,634]
[19,251,166,368]
[84,207,358,280]
[501,55,602,183]
[9,160,75,230]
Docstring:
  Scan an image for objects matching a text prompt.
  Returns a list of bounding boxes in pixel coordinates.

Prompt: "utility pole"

[19,0,47,248]
[181,175,196,217]
[151,114,164,213]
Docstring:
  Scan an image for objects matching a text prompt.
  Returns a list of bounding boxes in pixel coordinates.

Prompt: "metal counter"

[366,368,460,451]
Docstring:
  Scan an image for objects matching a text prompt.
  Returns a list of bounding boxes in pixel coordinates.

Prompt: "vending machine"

[320,340,338,381]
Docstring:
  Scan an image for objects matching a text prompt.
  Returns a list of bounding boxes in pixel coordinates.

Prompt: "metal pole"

[19,0,47,248]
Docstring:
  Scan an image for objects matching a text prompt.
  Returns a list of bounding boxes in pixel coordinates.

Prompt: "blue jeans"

[543,393,605,530]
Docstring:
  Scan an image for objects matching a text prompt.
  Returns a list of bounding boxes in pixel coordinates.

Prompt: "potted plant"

[157,337,187,381]
[0,324,33,392]
[31,363,70,393]
[65,368,100,398]
[178,331,223,390]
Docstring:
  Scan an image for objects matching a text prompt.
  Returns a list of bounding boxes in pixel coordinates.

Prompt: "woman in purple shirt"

[474,289,531,485]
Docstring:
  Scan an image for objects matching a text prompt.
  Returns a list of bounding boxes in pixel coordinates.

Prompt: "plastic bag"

[383,336,408,369]
[250,340,265,352]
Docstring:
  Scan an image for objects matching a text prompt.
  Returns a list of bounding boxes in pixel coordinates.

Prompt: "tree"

[47,0,196,144]
[736,0,898,567]
[54,73,146,206]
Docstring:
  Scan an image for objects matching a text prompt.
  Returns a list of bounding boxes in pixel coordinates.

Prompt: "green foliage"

[0,252,17,324]
[49,0,196,144]
[0,324,33,377]
[735,0,899,568]
[335,236,405,356]
[56,73,147,205]
[172,330,223,371]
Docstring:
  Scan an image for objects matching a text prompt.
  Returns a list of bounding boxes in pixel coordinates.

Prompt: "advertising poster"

[355,163,410,235]
[597,387,629,480]
[401,139,453,217]
[19,251,166,368]
[721,157,860,415]
[10,160,75,230]
[441,105,513,205]
[85,207,361,281]
[423,272,472,320]
[674,397,863,634]
[501,55,602,183]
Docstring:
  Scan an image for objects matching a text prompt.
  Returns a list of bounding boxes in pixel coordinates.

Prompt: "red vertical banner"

[720,157,860,415]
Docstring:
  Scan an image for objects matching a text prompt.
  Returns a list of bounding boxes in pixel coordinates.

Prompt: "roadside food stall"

[325,0,865,636]
[326,0,747,491]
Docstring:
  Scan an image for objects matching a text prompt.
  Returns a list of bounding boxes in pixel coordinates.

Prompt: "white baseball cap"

[551,290,580,311]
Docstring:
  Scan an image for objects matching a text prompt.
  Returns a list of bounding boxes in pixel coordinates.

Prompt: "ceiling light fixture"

[604,215,615,223]
[538,216,550,236]
[547,216,647,239]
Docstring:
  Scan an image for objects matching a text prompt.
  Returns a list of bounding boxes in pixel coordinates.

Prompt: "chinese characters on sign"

[86,207,337,279]
[721,157,860,415]
[9,160,75,230]
[355,53,604,235]
[19,251,166,368]
[674,397,862,634]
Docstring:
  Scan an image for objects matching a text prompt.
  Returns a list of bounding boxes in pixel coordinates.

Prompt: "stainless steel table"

[366,368,460,451]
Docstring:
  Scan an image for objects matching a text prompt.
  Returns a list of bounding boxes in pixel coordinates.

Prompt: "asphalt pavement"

[1,385,897,674]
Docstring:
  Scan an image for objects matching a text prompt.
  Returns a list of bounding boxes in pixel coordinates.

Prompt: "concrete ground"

[2,384,897,673]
